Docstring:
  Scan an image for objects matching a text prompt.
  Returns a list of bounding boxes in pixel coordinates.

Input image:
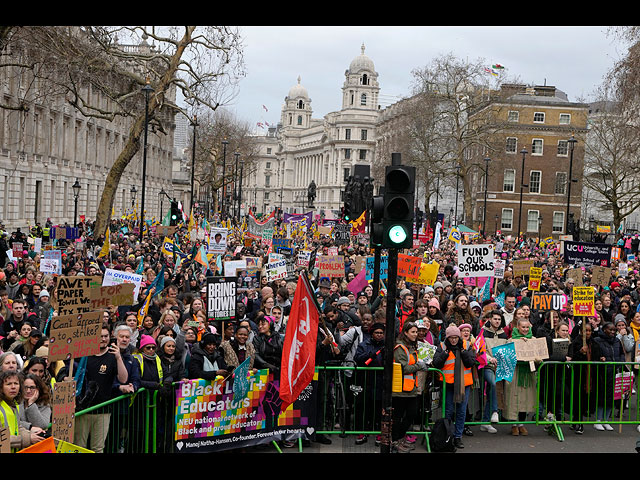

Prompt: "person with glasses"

[133,335,163,391]
[19,373,51,434]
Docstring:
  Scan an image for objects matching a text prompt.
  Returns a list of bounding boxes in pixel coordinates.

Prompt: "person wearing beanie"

[432,323,476,448]
[158,335,187,385]
[132,335,163,391]
[188,330,229,381]
[253,313,284,374]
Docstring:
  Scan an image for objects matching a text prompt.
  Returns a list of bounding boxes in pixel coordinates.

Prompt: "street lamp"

[221,140,229,219]
[517,147,528,238]
[130,185,137,211]
[494,214,499,235]
[239,157,245,222]
[233,152,240,220]
[160,187,166,220]
[140,79,154,242]
[190,115,198,213]
[482,157,490,237]
[449,207,454,228]
[566,135,578,235]
[538,214,543,236]
[72,179,81,228]
[454,165,461,227]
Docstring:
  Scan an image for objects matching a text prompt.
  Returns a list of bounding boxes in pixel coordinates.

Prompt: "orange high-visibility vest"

[394,343,418,392]
[439,340,473,387]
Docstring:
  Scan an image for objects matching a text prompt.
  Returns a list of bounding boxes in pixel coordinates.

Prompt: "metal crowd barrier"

[70,361,640,452]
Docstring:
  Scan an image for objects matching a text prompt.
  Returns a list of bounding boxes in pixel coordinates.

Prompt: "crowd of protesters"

[1,213,640,453]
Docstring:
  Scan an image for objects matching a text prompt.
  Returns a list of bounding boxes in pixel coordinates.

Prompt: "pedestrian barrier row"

[68,360,640,452]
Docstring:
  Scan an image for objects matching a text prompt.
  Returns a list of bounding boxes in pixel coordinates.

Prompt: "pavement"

[258,422,640,454]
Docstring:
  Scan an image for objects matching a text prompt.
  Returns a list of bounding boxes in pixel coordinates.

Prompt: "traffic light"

[429,207,438,231]
[170,200,179,226]
[370,194,385,247]
[342,203,352,223]
[415,208,424,233]
[382,161,415,249]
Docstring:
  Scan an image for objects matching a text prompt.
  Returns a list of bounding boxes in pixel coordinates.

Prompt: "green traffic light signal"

[388,224,408,244]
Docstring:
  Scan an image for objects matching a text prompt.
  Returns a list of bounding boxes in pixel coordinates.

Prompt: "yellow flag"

[97,227,111,258]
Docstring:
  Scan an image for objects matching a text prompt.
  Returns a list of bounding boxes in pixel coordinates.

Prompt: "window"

[297,100,304,109]
[527,210,540,232]
[555,172,567,195]
[557,140,568,156]
[361,94,367,106]
[343,168,350,181]
[533,112,545,123]
[503,169,515,192]
[264,192,270,200]
[361,129,368,141]
[359,149,367,160]
[501,208,513,230]
[345,129,351,140]
[506,137,517,153]
[559,113,571,125]
[508,111,519,122]
[529,171,542,194]
[297,116,302,125]
[553,211,564,233]
[532,138,543,155]
[266,148,272,155]
[265,175,271,187]
[345,148,351,159]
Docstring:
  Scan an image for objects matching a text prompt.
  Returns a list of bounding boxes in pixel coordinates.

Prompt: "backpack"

[429,418,457,453]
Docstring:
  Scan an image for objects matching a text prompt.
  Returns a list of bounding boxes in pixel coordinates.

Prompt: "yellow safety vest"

[0,400,20,452]
[133,353,163,383]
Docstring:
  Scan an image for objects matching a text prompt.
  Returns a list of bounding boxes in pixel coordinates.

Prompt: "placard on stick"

[52,380,76,443]
[53,276,103,316]
[89,283,135,310]
[48,311,103,362]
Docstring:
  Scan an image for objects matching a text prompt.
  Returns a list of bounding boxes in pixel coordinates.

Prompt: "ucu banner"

[563,241,612,267]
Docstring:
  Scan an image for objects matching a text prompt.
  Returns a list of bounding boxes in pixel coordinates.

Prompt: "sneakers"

[574,424,584,434]
[603,424,613,431]
[355,434,368,445]
[401,437,416,451]
[404,434,417,444]
[453,437,464,449]
[375,435,382,447]
[480,424,497,434]
[490,411,500,423]
[594,423,605,431]
[463,426,473,436]
[391,439,412,453]
[518,425,528,436]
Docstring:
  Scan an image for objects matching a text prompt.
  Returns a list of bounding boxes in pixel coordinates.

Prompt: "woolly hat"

[428,298,440,310]
[470,301,481,311]
[611,281,621,289]
[160,336,176,349]
[337,296,351,306]
[445,325,461,339]
[139,334,156,349]
[201,332,218,346]
[39,289,50,298]
[458,323,472,332]
[433,282,443,290]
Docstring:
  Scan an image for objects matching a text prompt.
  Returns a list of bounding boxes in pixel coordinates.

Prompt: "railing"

[70,360,640,452]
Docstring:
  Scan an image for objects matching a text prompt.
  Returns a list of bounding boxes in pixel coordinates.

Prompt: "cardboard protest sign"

[591,266,612,288]
[52,380,76,443]
[365,255,388,282]
[566,267,584,286]
[156,225,177,237]
[54,276,102,316]
[397,254,422,282]
[531,292,569,312]
[48,311,103,361]
[89,283,135,310]
[264,259,288,282]
[512,259,534,278]
[297,251,311,268]
[40,257,59,274]
[415,262,439,286]
[206,277,236,323]
[317,225,332,236]
[528,267,542,291]
[573,286,595,316]
[457,244,495,278]
[317,255,345,278]
[102,269,143,299]
[209,228,228,255]
[513,337,549,362]
[0,427,9,454]
[493,259,505,279]
[563,241,612,267]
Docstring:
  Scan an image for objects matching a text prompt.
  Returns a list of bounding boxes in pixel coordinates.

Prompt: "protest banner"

[54,276,102,316]
[491,341,516,382]
[365,255,388,282]
[209,227,228,255]
[48,311,103,361]
[40,257,59,274]
[333,223,351,245]
[513,337,549,370]
[156,225,177,237]
[43,249,63,275]
[102,268,143,299]
[493,259,505,279]
[457,244,495,278]
[283,211,313,230]
[236,267,261,292]
[528,267,542,291]
[296,251,311,268]
[12,242,23,258]
[327,246,339,256]
[354,255,367,274]
[51,380,76,443]
[89,283,135,310]
[264,259,288,282]
[611,247,622,262]
[317,225,332,236]
[573,286,595,317]
[174,372,317,452]
[224,259,247,277]
[550,338,570,361]
[316,255,345,278]
[591,266,612,288]
[414,262,439,286]
[0,427,9,453]
[619,262,629,277]
[563,241,612,267]
[531,292,569,312]
[272,237,292,251]
[397,254,422,282]
[206,277,236,323]
[512,259,534,278]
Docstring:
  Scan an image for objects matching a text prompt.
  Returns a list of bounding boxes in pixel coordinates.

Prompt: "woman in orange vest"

[392,320,428,453]
[432,324,476,448]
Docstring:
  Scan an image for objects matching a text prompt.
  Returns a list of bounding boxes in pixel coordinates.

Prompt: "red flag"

[279,273,320,410]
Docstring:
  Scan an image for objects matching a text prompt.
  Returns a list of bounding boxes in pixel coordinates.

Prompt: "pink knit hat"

[139,334,156,349]
[428,298,440,310]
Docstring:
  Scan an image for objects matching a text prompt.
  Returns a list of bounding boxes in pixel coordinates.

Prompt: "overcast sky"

[223,26,625,133]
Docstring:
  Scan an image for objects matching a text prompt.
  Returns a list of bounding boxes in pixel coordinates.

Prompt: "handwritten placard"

[54,276,102,316]
[52,380,76,443]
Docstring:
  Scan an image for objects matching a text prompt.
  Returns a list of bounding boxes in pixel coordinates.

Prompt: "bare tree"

[1,26,245,236]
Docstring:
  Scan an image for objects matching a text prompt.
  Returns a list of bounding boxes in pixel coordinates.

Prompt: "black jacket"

[188,342,228,380]
[253,332,284,372]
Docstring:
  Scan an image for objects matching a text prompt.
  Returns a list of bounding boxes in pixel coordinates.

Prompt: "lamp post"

[482,157,490,237]
[190,115,198,213]
[566,135,577,235]
[517,147,528,238]
[72,179,81,228]
[238,157,244,222]
[454,165,461,227]
[130,185,137,210]
[538,214,543,238]
[221,140,228,219]
[159,187,166,220]
[449,207,453,228]
[140,79,153,242]
[495,214,499,235]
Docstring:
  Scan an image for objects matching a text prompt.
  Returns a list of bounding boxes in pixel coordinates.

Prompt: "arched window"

[297,115,302,125]
[297,100,304,109]
[362,74,368,85]
[360,93,367,106]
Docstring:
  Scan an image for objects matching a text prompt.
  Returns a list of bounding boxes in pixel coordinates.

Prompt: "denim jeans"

[482,368,498,421]
[445,385,470,438]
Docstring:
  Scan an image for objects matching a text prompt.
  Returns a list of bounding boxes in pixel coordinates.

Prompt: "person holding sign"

[503,318,540,436]
[592,322,625,431]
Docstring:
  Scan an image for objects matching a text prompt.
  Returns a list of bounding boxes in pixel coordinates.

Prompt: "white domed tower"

[342,43,380,111]
[281,76,313,129]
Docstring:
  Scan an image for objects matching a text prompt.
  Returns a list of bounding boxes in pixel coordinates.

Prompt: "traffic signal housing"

[170,200,180,226]
[369,194,385,247]
[382,163,415,249]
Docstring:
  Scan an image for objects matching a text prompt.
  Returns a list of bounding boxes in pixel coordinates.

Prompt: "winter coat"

[188,342,228,380]
[253,331,284,373]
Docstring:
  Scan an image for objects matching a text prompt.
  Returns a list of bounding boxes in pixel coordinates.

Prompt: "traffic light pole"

[380,247,398,453]
[372,245,381,298]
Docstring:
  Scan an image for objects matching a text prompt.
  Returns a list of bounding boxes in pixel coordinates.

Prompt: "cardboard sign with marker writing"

[53,276,103,316]
[48,311,103,362]
[591,266,612,288]
[89,283,135,310]
[513,337,549,362]
[397,254,422,282]
[52,380,76,443]
[513,259,534,278]
[566,268,584,286]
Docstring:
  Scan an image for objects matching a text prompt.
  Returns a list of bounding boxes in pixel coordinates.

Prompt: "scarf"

[630,322,640,343]
[446,339,466,404]
[511,326,534,388]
